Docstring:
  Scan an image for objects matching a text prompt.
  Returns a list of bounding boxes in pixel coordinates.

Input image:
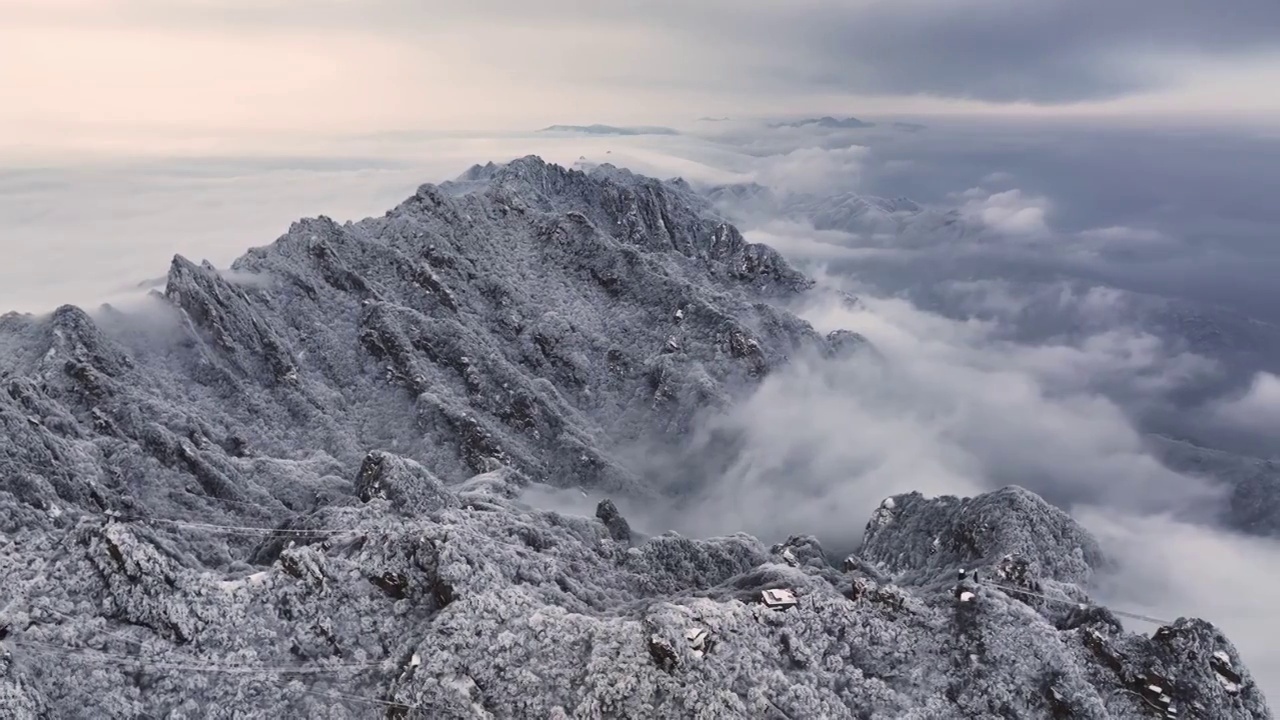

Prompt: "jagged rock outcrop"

[859,487,1108,588]
[0,158,1271,718]
[355,450,459,516]
[595,499,632,544]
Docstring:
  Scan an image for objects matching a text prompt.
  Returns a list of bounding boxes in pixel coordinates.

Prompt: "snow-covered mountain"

[0,158,1270,718]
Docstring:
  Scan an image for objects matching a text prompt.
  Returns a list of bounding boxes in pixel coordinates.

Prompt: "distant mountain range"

[892,121,928,132]
[705,182,969,248]
[767,117,929,132]
[538,124,680,136]
[770,116,877,129]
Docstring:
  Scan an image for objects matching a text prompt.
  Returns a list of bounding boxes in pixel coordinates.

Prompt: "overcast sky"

[4,0,1280,160]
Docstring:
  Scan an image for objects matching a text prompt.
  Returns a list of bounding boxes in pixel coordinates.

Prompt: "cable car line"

[980,579,1174,625]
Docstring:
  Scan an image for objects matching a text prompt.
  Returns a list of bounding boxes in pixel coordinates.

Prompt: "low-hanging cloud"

[957,187,1052,238]
[751,145,870,196]
[1210,372,1280,434]
[741,221,907,264]
[1077,225,1171,246]
[0,161,428,315]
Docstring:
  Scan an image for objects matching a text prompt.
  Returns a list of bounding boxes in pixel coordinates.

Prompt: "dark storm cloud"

[785,0,1280,102]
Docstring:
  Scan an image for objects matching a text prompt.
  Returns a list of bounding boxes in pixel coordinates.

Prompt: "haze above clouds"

[4,0,1280,703]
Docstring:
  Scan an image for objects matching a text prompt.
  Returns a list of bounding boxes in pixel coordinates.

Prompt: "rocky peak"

[859,486,1107,588]
[443,156,811,295]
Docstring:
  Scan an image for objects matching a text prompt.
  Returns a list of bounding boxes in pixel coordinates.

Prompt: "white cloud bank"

[1211,372,1280,434]
[957,187,1053,238]
[660,284,1223,550]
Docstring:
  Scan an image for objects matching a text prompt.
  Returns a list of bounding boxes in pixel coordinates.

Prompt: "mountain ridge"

[537,125,680,136]
[770,116,877,130]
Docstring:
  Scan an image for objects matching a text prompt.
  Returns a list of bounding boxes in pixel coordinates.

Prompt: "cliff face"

[0,157,1270,718]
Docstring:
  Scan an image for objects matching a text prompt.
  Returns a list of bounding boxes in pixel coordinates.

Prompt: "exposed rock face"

[595,499,632,544]
[0,157,1270,718]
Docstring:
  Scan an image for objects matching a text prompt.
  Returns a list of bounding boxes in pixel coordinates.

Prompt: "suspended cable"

[174,492,297,515]
[104,513,352,538]
[14,640,387,676]
[12,640,424,714]
[270,680,423,713]
[35,607,148,649]
[980,579,1174,625]
[39,505,341,540]
[58,495,436,542]
[137,517,349,536]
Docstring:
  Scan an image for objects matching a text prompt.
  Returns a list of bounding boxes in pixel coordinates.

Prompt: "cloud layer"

[5,0,1280,160]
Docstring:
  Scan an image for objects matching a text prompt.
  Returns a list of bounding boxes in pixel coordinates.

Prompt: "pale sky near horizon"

[4,0,1280,160]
